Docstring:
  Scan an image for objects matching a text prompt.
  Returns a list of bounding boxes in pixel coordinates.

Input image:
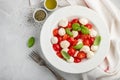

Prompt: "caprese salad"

[51,17,101,63]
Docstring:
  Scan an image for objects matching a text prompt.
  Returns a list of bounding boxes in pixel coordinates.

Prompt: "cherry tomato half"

[77,51,86,59]
[53,28,58,36]
[53,44,61,51]
[74,57,81,63]
[56,52,63,58]
[67,22,72,28]
[63,34,70,40]
[83,39,91,46]
[89,37,95,45]
[85,23,92,29]
[80,34,91,40]
[71,18,79,24]
[68,47,76,56]
[67,37,75,44]
[57,36,63,43]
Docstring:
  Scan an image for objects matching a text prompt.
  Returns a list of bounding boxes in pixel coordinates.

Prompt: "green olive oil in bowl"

[44,0,57,11]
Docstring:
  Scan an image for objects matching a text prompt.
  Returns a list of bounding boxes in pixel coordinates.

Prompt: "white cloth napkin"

[64,0,120,80]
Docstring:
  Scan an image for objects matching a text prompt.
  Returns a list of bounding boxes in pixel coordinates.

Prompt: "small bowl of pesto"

[44,0,57,11]
[33,8,47,22]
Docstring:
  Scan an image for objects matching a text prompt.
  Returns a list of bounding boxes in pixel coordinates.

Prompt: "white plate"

[40,6,110,73]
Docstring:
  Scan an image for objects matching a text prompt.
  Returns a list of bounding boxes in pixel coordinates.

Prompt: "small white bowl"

[44,0,58,11]
[33,8,48,23]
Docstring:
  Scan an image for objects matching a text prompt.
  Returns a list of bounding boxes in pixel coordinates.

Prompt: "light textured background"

[0,0,119,80]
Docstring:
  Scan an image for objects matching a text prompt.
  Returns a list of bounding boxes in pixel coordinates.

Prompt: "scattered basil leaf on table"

[93,36,101,46]
[61,51,70,60]
[27,37,35,48]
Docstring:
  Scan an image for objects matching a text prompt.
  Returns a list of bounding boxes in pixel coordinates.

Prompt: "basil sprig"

[61,51,70,60]
[72,23,81,31]
[65,28,73,37]
[93,36,101,46]
[74,43,83,50]
[81,25,90,34]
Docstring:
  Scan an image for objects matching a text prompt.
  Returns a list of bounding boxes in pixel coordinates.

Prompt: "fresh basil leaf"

[81,25,90,34]
[93,36,101,46]
[27,37,35,48]
[65,28,73,37]
[61,51,70,60]
[72,23,81,31]
[74,43,83,50]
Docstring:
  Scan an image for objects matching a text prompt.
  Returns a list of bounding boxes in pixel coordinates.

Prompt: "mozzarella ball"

[79,18,88,25]
[77,39,83,45]
[80,45,90,53]
[51,37,58,44]
[74,51,79,57]
[67,57,74,63]
[58,28,66,36]
[72,31,78,38]
[60,40,70,48]
[58,18,68,27]
[90,29,97,37]
[62,48,69,52]
[91,45,98,52]
[87,51,94,59]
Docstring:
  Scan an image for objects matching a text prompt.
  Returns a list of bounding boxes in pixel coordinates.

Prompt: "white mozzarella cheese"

[90,29,97,37]
[74,51,79,57]
[62,48,69,52]
[79,18,88,25]
[58,18,68,27]
[72,31,78,38]
[91,45,98,52]
[60,40,70,48]
[58,28,66,36]
[87,51,94,59]
[77,39,83,45]
[80,45,90,53]
[67,57,74,63]
[51,37,58,44]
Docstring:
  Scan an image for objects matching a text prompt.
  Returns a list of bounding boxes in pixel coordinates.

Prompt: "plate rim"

[40,6,110,73]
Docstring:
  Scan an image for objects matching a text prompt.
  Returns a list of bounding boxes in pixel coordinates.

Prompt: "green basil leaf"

[93,36,101,46]
[72,23,81,31]
[81,25,90,34]
[61,51,70,60]
[74,43,83,50]
[65,28,73,37]
[27,37,35,48]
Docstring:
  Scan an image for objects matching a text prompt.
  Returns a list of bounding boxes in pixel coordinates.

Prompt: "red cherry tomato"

[57,36,63,43]
[75,33,82,39]
[80,34,90,40]
[67,37,75,44]
[74,57,81,63]
[83,39,91,46]
[71,18,79,24]
[53,28,58,36]
[56,52,63,58]
[53,44,61,51]
[77,51,86,59]
[85,23,92,29]
[89,37,95,45]
[63,34,70,40]
[68,48,76,56]
[67,22,72,28]
[72,39,78,46]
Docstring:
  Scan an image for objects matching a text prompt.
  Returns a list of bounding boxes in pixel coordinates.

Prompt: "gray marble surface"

[0,0,119,80]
